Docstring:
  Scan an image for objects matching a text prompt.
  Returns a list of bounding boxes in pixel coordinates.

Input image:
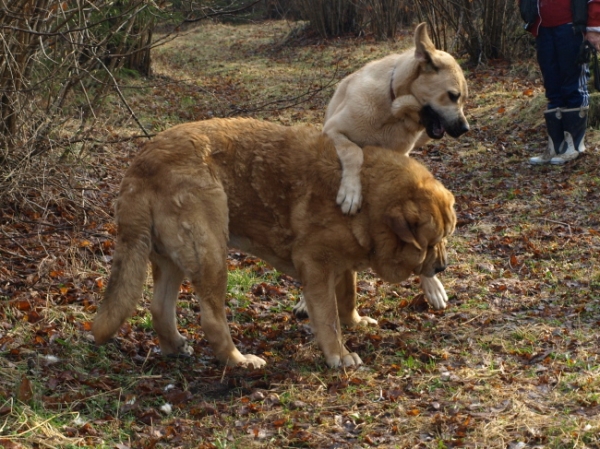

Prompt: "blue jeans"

[536,24,589,109]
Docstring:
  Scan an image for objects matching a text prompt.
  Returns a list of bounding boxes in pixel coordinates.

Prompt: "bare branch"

[183,0,263,23]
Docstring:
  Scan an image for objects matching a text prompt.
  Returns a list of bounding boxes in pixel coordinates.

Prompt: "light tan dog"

[324,22,469,216]
[92,118,456,369]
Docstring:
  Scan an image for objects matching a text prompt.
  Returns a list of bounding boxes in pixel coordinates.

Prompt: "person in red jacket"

[520,0,600,164]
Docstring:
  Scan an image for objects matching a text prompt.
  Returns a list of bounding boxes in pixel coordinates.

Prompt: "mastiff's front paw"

[159,335,193,357]
[165,344,194,360]
[224,350,267,368]
[355,316,377,326]
[238,354,267,369]
[420,275,448,309]
[340,309,378,327]
[326,352,363,368]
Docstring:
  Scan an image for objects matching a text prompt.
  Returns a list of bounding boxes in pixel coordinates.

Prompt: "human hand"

[585,31,600,51]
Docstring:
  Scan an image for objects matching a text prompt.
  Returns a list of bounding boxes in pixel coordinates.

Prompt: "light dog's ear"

[414,22,436,66]
[386,205,422,250]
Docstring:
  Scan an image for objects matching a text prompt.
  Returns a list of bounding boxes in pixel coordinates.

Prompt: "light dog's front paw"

[326,352,363,368]
[336,176,362,215]
[420,275,448,310]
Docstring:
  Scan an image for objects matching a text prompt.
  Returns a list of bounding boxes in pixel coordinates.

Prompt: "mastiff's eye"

[448,91,460,103]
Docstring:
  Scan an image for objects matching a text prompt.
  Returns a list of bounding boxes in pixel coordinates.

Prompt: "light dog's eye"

[448,91,460,103]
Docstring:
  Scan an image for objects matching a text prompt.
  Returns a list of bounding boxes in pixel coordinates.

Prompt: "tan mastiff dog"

[324,22,469,215]
[92,118,456,369]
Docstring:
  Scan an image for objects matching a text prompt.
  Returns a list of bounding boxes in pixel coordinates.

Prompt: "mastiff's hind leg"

[150,253,188,356]
[292,296,309,320]
[188,233,266,368]
[172,191,266,368]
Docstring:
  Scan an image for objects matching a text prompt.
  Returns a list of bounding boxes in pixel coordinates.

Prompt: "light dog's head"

[367,159,456,283]
[410,22,469,140]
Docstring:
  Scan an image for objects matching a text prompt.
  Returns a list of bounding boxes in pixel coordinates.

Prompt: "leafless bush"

[415,0,531,63]
[290,0,417,40]
[356,0,415,40]
[0,0,172,220]
[0,0,163,158]
[0,0,276,214]
[293,0,360,38]
[268,0,528,59]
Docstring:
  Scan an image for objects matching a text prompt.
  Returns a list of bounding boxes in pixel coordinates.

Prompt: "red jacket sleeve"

[588,0,600,29]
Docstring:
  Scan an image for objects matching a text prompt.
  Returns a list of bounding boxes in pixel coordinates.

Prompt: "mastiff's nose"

[434,264,447,274]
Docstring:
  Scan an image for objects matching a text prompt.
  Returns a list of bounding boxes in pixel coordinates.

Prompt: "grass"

[1,19,600,449]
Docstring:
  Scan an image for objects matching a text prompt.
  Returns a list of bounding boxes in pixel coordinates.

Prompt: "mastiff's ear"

[386,205,422,250]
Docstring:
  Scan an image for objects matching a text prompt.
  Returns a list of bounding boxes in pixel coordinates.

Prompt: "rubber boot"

[550,106,588,165]
[529,108,564,165]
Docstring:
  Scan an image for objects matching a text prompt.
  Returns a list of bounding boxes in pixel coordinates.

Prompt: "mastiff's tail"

[92,196,152,344]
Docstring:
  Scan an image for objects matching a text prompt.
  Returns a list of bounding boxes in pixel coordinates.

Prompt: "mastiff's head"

[367,157,456,284]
